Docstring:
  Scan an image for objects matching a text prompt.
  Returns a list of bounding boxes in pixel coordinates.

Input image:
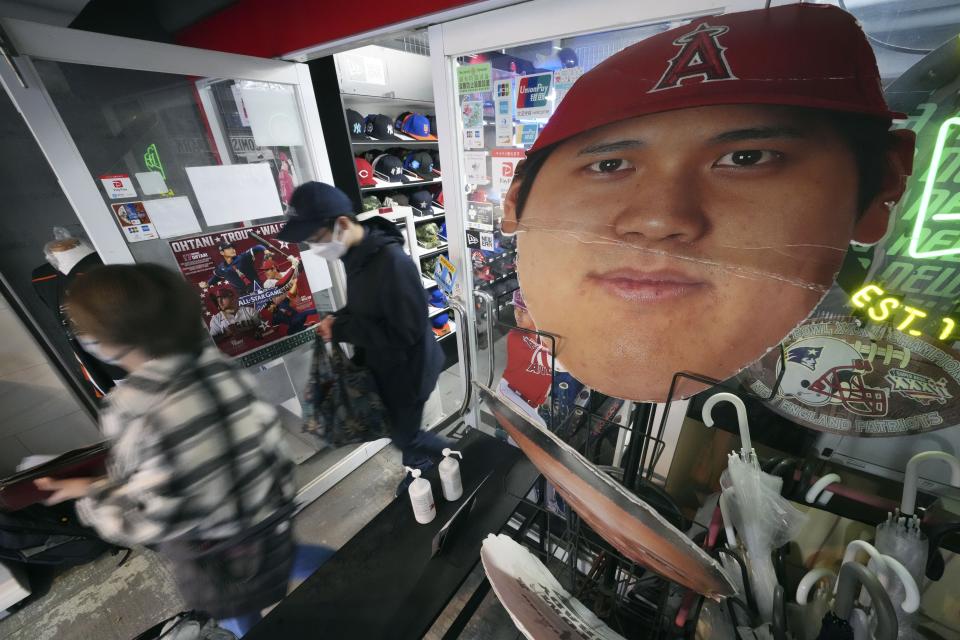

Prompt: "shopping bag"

[302,338,390,447]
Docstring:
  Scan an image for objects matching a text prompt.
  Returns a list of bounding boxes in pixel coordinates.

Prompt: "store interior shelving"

[361,177,443,192]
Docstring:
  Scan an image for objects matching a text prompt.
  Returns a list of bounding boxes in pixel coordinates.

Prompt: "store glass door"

[0,18,382,503]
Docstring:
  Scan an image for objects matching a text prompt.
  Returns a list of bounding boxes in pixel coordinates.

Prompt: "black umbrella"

[816,563,897,640]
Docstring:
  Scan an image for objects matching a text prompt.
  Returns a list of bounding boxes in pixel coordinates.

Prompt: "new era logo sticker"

[650,22,737,92]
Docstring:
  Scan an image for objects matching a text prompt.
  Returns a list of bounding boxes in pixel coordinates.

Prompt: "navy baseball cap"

[373,154,410,183]
[217,241,235,251]
[403,151,434,178]
[347,109,371,141]
[410,190,434,216]
[277,182,355,242]
[394,111,413,132]
[366,114,412,141]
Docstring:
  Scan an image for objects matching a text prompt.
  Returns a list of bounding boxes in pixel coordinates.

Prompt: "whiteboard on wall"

[186,163,283,226]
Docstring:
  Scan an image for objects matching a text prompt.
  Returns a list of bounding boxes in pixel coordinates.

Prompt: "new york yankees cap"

[347,109,372,141]
[530,4,903,154]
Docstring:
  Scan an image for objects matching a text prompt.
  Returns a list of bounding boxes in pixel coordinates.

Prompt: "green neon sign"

[144,143,166,179]
[910,116,960,259]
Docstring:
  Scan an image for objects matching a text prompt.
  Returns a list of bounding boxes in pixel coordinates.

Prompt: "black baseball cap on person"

[217,241,235,251]
[277,182,355,243]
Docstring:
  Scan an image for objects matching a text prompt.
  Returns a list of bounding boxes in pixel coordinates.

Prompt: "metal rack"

[495,411,688,640]
[474,294,690,638]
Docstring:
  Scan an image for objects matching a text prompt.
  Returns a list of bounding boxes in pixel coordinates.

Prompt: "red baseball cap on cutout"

[354,157,377,187]
[530,4,903,154]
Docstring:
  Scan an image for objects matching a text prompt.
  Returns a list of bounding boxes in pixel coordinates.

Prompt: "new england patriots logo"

[787,346,823,371]
[650,22,737,92]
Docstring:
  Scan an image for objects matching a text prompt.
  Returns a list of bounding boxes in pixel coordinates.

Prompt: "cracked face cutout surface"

[516,104,875,402]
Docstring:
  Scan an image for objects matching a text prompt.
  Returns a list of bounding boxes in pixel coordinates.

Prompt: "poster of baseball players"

[169,222,318,357]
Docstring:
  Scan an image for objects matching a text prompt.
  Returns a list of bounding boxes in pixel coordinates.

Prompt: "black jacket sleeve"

[331,250,426,350]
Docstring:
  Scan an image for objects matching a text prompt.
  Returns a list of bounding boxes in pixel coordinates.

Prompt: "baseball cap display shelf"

[351,140,438,149]
[361,176,443,192]
[416,243,448,260]
[412,210,446,224]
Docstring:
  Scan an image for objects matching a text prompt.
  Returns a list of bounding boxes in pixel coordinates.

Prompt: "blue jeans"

[219,544,335,637]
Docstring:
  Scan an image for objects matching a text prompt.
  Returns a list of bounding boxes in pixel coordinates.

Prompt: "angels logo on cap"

[529,5,904,154]
[651,23,737,92]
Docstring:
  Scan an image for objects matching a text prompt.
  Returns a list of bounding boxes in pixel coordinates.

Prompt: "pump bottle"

[405,467,436,524]
[439,448,463,501]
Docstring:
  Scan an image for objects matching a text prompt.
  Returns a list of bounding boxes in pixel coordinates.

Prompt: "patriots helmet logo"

[651,22,737,92]
[787,346,823,371]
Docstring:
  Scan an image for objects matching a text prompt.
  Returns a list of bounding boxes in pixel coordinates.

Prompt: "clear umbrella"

[703,393,807,624]
[874,450,960,638]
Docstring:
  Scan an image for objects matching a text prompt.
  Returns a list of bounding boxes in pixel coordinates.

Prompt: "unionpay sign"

[516,73,553,119]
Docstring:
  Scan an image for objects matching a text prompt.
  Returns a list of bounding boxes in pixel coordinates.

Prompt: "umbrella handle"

[796,567,835,605]
[839,540,886,580]
[805,473,842,506]
[702,392,751,453]
[834,563,897,640]
[901,451,960,516]
[772,584,787,640]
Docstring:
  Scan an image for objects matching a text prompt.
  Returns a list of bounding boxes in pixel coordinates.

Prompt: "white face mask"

[46,243,96,275]
[308,225,348,260]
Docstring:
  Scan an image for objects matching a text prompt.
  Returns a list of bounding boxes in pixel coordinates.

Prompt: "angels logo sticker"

[523,335,551,376]
[651,22,737,92]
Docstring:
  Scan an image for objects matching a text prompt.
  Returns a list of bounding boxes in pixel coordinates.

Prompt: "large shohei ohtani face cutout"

[511,104,904,402]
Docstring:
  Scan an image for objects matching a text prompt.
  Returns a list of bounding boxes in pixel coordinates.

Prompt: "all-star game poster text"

[170,223,318,358]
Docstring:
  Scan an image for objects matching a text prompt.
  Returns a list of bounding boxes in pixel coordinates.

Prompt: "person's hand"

[317,315,335,342]
[34,477,98,505]
[198,281,209,291]
[289,256,300,269]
